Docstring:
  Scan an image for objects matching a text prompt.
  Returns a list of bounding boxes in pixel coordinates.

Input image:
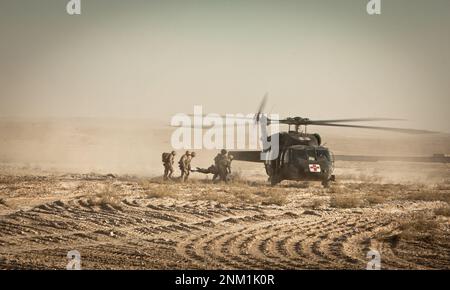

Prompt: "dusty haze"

[1,1,450,271]
[0,118,449,181]
[0,0,449,176]
[1,1,449,129]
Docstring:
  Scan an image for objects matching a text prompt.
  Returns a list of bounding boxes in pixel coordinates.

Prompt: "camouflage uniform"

[163,151,176,180]
[214,149,230,182]
[194,152,233,182]
[194,165,217,175]
[227,153,234,174]
[179,151,195,182]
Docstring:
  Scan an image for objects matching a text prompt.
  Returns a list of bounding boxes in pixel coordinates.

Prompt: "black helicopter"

[227,97,435,187]
[174,97,435,187]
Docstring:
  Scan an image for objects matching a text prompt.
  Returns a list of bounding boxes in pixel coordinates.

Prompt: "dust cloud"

[1,117,449,181]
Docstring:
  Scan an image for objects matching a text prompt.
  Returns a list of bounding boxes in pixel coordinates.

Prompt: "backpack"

[162,152,171,163]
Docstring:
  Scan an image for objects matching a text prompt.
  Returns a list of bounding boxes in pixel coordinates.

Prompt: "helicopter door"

[282,149,290,165]
[278,148,289,170]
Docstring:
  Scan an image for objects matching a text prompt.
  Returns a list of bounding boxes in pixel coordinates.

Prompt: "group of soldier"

[162,149,233,182]
[162,150,195,182]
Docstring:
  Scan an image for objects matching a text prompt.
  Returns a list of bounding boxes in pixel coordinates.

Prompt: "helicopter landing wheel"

[321,180,330,188]
[270,175,281,186]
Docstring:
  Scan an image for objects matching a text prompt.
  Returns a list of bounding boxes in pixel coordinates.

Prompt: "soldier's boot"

[180,170,187,182]
[222,174,229,183]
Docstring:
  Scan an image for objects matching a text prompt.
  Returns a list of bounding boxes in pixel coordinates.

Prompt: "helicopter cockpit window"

[292,148,330,162]
[306,149,316,161]
[316,150,331,161]
[292,150,307,161]
[292,149,316,161]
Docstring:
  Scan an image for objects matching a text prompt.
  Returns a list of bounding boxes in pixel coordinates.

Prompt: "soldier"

[214,149,230,182]
[179,151,196,182]
[194,151,233,182]
[227,152,234,174]
[162,151,176,180]
[179,151,190,182]
[193,165,217,176]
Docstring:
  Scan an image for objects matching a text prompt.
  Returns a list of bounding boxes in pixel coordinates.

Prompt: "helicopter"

[173,97,436,187]
[228,97,436,187]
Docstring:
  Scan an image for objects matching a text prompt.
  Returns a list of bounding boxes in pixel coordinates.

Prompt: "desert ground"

[0,119,449,269]
[0,162,449,270]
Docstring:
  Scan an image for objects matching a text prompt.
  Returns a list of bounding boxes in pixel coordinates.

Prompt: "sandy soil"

[0,162,449,270]
[0,119,449,269]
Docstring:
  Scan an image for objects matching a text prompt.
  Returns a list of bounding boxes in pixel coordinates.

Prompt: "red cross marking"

[309,164,321,173]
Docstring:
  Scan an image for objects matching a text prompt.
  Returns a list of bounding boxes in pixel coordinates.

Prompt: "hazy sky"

[1,0,449,131]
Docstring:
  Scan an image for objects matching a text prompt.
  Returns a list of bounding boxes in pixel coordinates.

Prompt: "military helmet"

[191,152,196,157]
[221,149,227,154]
[171,151,176,155]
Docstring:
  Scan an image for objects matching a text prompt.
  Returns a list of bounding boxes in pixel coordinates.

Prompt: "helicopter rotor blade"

[170,120,259,129]
[187,114,254,120]
[309,122,438,134]
[169,122,265,129]
[273,117,405,125]
[170,122,438,134]
[172,118,408,128]
[169,124,214,129]
[310,118,405,123]
[170,94,436,134]
[255,93,268,122]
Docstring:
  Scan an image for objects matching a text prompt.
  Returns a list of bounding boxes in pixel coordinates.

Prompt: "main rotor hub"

[284,117,310,125]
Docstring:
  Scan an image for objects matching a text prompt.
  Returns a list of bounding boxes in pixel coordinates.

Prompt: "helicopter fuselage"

[265,144,335,186]
[230,131,335,187]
